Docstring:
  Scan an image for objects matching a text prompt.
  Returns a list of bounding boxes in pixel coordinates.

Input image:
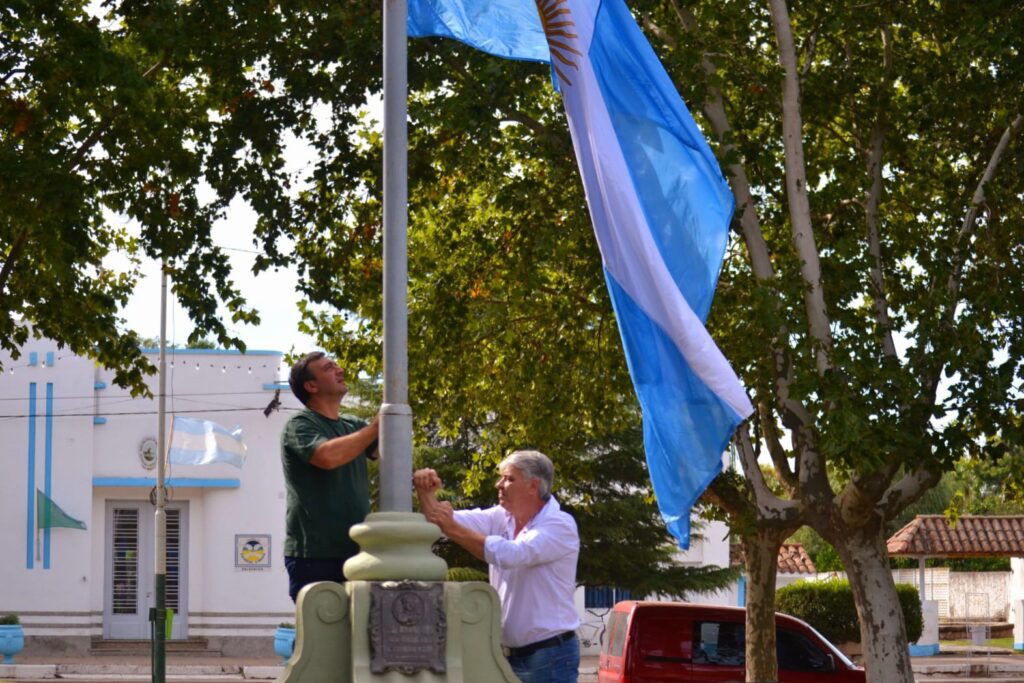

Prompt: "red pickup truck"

[598,601,866,683]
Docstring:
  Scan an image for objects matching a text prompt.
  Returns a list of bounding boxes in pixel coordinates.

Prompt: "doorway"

[103,500,188,640]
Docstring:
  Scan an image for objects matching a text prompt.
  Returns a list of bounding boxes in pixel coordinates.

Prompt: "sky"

[119,98,384,358]
[117,117,353,357]
[119,211,317,357]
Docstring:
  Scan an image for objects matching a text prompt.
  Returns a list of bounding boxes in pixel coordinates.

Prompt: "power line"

[0,406,302,421]
[0,389,286,402]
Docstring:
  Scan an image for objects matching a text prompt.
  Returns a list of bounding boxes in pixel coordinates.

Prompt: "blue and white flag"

[409,0,754,547]
[168,417,247,469]
[408,0,550,63]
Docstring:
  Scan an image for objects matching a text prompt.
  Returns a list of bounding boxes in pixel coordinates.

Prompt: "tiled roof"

[886,515,1024,557]
[778,543,817,575]
[731,543,817,575]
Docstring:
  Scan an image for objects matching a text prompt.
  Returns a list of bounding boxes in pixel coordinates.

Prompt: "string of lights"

[0,389,288,402]
[3,359,284,374]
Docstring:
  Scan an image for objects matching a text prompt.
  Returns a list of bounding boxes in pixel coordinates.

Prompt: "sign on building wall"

[235,534,272,570]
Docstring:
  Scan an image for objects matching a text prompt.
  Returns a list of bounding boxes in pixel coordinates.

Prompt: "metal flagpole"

[380,0,412,512]
[152,264,168,683]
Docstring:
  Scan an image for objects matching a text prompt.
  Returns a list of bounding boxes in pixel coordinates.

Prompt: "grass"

[940,636,1020,651]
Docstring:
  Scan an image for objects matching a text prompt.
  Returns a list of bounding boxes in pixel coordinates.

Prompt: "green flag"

[37,490,86,530]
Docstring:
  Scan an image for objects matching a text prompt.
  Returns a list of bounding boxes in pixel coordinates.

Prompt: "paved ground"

[4,649,1024,681]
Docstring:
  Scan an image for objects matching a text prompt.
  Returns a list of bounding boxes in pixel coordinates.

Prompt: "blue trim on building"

[262,382,289,390]
[46,351,54,366]
[737,574,746,606]
[908,643,939,656]
[140,348,282,356]
[93,417,107,425]
[43,383,54,569]
[29,352,38,366]
[1016,642,1024,651]
[26,383,37,569]
[92,477,240,488]
[94,381,107,390]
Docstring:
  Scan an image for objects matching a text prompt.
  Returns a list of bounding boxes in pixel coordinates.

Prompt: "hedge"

[775,579,923,644]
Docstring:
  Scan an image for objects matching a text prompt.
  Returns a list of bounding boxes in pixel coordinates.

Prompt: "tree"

[653,1,1024,680]
[288,2,1023,678]
[1,0,384,394]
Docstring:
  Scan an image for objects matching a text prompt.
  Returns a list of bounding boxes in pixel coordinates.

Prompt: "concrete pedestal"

[1014,599,1024,651]
[276,512,518,682]
[909,600,940,657]
[276,581,518,682]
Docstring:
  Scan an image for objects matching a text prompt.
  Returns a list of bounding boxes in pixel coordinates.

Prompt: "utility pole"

[152,264,168,683]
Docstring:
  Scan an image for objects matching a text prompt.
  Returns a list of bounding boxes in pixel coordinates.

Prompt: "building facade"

[0,340,300,655]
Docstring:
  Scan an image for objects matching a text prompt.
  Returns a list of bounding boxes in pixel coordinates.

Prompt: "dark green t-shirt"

[280,409,372,559]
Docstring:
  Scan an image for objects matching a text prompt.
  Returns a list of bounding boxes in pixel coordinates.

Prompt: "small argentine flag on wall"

[168,417,247,469]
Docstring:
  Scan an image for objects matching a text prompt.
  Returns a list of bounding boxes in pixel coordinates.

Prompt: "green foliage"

[139,337,218,350]
[415,431,740,597]
[2,0,386,394]
[948,448,1024,516]
[776,580,922,645]
[274,0,1023,621]
[787,528,843,573]
[445,567,488,583]
[0,614,19,625]
[944,557,1011,572]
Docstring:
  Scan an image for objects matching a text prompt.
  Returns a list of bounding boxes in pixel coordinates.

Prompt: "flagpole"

[152,264,167,683]
[380,0,412,512]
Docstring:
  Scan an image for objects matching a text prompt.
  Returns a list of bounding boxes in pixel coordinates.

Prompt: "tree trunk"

[743,529,786,683]
[834,526,914,683]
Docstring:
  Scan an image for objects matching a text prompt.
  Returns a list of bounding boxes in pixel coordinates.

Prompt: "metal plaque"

[369,581,446,674]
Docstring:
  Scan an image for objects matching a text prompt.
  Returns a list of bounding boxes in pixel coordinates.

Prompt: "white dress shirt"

[454,496,580,648]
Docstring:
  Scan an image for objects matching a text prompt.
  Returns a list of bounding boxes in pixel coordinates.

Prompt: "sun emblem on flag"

[535,0,583,86]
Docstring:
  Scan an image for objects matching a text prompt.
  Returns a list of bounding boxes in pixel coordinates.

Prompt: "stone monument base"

[276,580,518,683]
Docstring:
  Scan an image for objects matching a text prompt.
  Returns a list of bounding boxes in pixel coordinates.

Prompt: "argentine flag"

[409,0,754,547]
[168,416,247,469]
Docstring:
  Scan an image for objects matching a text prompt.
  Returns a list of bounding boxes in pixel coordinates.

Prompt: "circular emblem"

[139,438,158,470]
[391,591,425,626]
[240,539,266,564]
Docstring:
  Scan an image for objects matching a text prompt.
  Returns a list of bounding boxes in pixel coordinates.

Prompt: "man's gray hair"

[499,450,555,501]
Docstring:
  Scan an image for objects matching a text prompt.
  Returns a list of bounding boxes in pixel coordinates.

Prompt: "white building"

[0,339,300,655]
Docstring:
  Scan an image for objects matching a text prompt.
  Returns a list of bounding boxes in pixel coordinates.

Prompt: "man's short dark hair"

[289,351,326,405]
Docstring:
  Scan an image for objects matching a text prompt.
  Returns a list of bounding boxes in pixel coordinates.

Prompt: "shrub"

[776,579,922,644]
[0,614,19,625]
[446,566,489,582]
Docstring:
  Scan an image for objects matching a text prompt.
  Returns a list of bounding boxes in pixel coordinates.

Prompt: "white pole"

[380,0,412,512]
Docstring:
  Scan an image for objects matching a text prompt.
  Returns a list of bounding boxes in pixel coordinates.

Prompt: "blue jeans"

[284,556,345,603]
[507,634,579,683]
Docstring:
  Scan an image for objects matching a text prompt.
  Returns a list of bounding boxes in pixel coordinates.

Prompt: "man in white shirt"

[413,450,581,683]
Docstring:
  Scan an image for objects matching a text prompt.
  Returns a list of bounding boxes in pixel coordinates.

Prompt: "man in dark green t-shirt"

[281,351,379,602]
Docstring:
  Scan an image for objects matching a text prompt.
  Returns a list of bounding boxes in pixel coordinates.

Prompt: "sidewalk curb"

[241,666,284,680]
[0,664,56,680]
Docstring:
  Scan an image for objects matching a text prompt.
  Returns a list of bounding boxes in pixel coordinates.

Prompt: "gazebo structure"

[887,515,1024,654]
